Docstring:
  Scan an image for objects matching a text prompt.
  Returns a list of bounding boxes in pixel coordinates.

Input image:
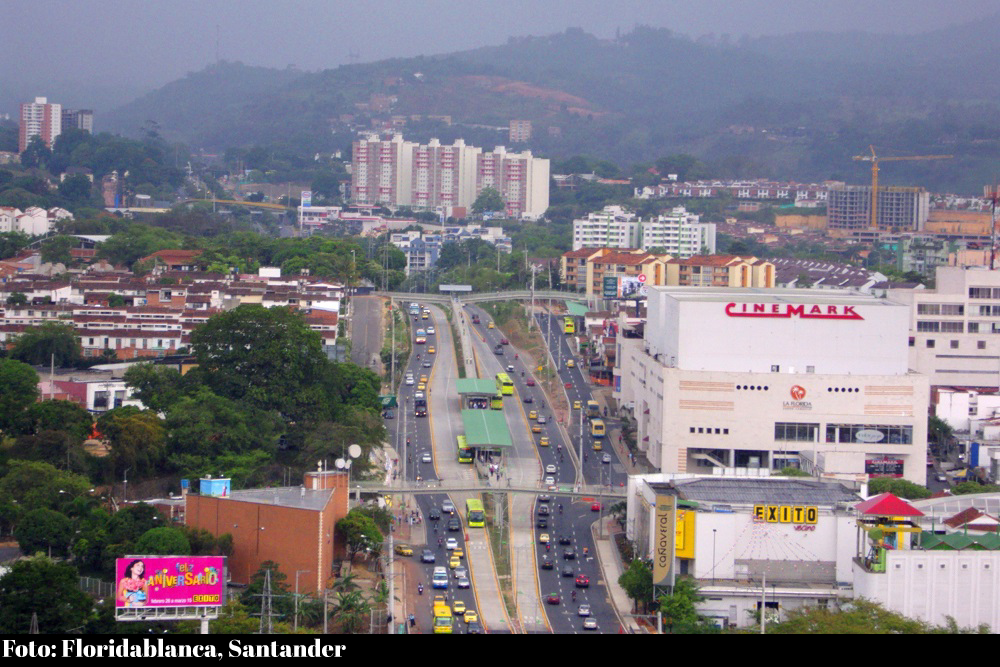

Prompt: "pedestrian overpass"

[350,478,626,501]
[374,290,588,305]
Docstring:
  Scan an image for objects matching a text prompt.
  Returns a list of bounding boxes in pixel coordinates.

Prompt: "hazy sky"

[5,0,999,109]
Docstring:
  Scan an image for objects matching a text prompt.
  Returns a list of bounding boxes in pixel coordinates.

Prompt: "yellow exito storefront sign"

[753,505,819,524]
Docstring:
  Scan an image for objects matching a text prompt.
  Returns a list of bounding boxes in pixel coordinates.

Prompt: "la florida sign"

[725,302,864,320]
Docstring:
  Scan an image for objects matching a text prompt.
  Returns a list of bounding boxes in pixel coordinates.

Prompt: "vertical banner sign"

[653,494,676,586]
[603,276,619,299]
[301,190,312,207]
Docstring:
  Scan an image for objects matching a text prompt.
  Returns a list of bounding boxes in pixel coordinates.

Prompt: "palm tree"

[330,590,369,634]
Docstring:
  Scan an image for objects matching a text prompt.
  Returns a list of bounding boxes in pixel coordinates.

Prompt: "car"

[415,336,426,344]
[405,376,415,385]
[452,600,466,615]
[421,453,433,464]
[546,593,560,605]
[536,517,548,529]
[526,378,536,387]
[532,424,542,434]
[447,518,461,532]
[428,508,441,521]
[537,415,547,425]
[421,549,436,563]
[500,337,509,345]
[472,315,481,324]
[575,574,590,587]
[602,453,612,464]
[563,547,576,560]
[573,400,582,410]
[454,566,467,579]
[427,326,435,335]
[428,346,436,354]
[457,576,471,589]
[433,595,446,606]
[488,322,495,329]
[578,604,591,617]
[524,395,534,403]
[449,556,460,569]
[540,555,554,570]
[467,621,483,634]
[420,374,429,383]
[544,476,555,486]
[583,617,598,630]
[394,544,413,556]
[529,410,538,420]
[559,535,572,545]
[423,360,432,368]
[565,382,572,389]
[452,548,464,560]
[538,533,550,544]
[591,502,602,512]
[592,442,603,451]
[494,347,504,355]
[561,565,574,577]
[539,436,550,446]
[537,504,550,516]
[417,382,426,391]
[463,610,479,624]
[506,364,515,373]
[566,359,575,368]
[446,537,458,550]
[383,409,394,419]
[545,464,557,474]
[936,473,948,482]
[414,391,425,401]
[441,499,455,514]
[538,493,552,502]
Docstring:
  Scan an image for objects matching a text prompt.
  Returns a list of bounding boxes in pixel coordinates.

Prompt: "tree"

[19,136,53,170]
[768,598,941,634]
[134,526,191,555]
[618,559,654,613]
[20,399,94,442]
[57,173,94,205]
[97,408,167,478]
[14,508,74,557]
[335,511,382,562]
[866,477,932,500]
[472,187,504,214]
[9,321,82,367]
[658,576,710,633]
[0,359,40,433]
[0,556,92,633]
[165,387,273,459]
[123,363,188,413]
[241,561,294,621]
[5,291,27,306]
[0,461,91,516]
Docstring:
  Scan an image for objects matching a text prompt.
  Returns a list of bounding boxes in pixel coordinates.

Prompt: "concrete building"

[827,184,930,234]
[509,120,532,143]
[61,108,94,133]
[572,206,640,251]
[615,287,929,483]
[475,146,549,220]
[19,97,61,153]
[891,266,1000,389]
[351,133,416,207]
[410,138,481,210]
[664,255,774,288]
[641,207,716,258]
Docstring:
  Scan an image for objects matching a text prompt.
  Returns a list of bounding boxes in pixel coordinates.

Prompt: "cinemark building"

[615,287,929,484]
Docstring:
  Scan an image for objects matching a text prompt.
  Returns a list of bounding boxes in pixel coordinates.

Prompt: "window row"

[969,287,1000,299]
[773,422,914,445]
[689,427,730,435]
[917,321,965,333]
[917,304,965,316]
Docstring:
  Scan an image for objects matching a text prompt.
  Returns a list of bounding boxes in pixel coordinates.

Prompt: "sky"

[4,0,999,112]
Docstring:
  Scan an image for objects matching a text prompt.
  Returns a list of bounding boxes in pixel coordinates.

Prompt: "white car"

[457,576,470,589]
[545,464,557,474]
[421,453,432,464]
[545,476,555,486]
[578,604,591,617]
[446,538,459,550]
[583,617,598,630]
[441,499,456,514]
[405,376,415,385]
[602,453,612,464]
[427,326,435,335]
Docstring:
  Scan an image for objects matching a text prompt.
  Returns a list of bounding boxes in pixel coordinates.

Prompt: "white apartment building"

[351,134,416,207]
[615,287,929,483]
[572,206,640,250]
[641,207,716,258]
[475,146,549,220]
[890,266,1000,389]
[19,97,61,153]
[411,138,481,210]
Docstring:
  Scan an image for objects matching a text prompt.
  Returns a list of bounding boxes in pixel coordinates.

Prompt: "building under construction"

[827,184,930,233]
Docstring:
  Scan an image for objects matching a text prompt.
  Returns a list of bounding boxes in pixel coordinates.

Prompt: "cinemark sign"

[725,303,863,320]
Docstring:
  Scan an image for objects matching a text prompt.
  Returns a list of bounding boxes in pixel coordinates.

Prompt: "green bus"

[457,435,473,464]
[466,498,485,528]
[490,392,504,410]
[496,373,514,396]
[564,316,575,334]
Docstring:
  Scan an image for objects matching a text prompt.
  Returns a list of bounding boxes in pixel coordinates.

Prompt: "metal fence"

[79,576,113,598]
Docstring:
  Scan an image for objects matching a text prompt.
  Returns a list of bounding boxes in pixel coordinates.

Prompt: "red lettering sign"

[725,303,863,320]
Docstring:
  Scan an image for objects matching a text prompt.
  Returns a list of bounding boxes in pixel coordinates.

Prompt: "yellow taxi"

[393,544,413,557]
[528,410,538,420]
[449,555,460,569]
[539,436,550,447]
[592,442,603,451]
[433,595,446,606]
[452,600,466,615]
[417,382,426,391]
[428,346,436,354]
[532,424,542,434]
[452,548,464,559]
[463,609,479,624]
[420,375,428,383]
[488,322,495,329]
[539,533,550,544]
[566,359,575,368]
[573,400,582,410]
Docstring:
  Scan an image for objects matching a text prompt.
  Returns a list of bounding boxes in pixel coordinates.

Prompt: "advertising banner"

[116,556,226,609]
[653,494,676,586]
[602,276,618,299]
[865,458,904,478]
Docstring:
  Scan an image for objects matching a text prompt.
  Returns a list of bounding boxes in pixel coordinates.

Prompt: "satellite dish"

[335,458,346,470]
[348,444,362,459]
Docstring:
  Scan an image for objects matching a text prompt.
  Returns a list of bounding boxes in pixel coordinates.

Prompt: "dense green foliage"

[866,478,933,500]
[767,598,988,634]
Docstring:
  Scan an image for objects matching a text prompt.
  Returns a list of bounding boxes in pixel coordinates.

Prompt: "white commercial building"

[891,266,1000,389]
[615,287,929,483]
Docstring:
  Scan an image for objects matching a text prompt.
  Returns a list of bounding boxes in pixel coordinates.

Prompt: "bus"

[564,316,575,334]
[409,303,420,316]
[496,373,514,396]
[586,400,601,419]
[590,419,606,438]
[433,602,454,634]
[466,498,485,528]
[490,392,504,410]
[457,435,473,464]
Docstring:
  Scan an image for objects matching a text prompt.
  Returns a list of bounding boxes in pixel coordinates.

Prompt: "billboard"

[604,275,648,300]
[653,494,676,586]
[301,190,312,207]
[116,556,226,609]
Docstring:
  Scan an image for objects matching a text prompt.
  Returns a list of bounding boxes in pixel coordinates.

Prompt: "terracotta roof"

[668,254,745,267]
[563,247,606,259]
[594,252,658,266]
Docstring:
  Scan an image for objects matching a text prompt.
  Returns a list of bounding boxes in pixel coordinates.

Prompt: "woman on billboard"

[117,559,149,607]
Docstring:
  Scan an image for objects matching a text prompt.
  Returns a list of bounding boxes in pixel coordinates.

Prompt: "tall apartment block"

[572,205,715,258]
[827,184,929,233]
[476,146,549,220]
[410,138,480,210]
[19,97,61,153]
[509,120,532,143]
[61,109,94,133]
[351,134,417,207]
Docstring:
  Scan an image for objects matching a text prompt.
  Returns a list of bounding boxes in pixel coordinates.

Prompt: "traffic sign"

[638,274,647,283]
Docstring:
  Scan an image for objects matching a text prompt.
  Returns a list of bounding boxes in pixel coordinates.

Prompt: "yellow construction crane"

[852,146,952,230]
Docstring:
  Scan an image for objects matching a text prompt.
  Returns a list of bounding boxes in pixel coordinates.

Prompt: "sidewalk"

[591,517,643,634]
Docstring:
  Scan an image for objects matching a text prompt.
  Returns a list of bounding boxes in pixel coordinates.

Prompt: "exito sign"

[725,303,863,320]
[653,495,676,586]
[753,505,819,525]
[116,556,226,609]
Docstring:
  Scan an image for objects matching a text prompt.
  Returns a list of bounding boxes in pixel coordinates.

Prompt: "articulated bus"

[590,419,606,438]
[457,435,474,464]
[466,498,485,527]
[496,373,514,396]
[564,316,575,334]
[490,392,504,410]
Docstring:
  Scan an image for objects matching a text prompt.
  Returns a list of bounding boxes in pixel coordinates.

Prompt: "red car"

[500,337,509,345]
[575,574,590,588]
[526,378,536,386]
[591,502,602,512]
[546,593,561,605]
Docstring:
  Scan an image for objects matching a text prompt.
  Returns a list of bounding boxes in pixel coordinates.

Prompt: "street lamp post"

[294,569,311,632]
